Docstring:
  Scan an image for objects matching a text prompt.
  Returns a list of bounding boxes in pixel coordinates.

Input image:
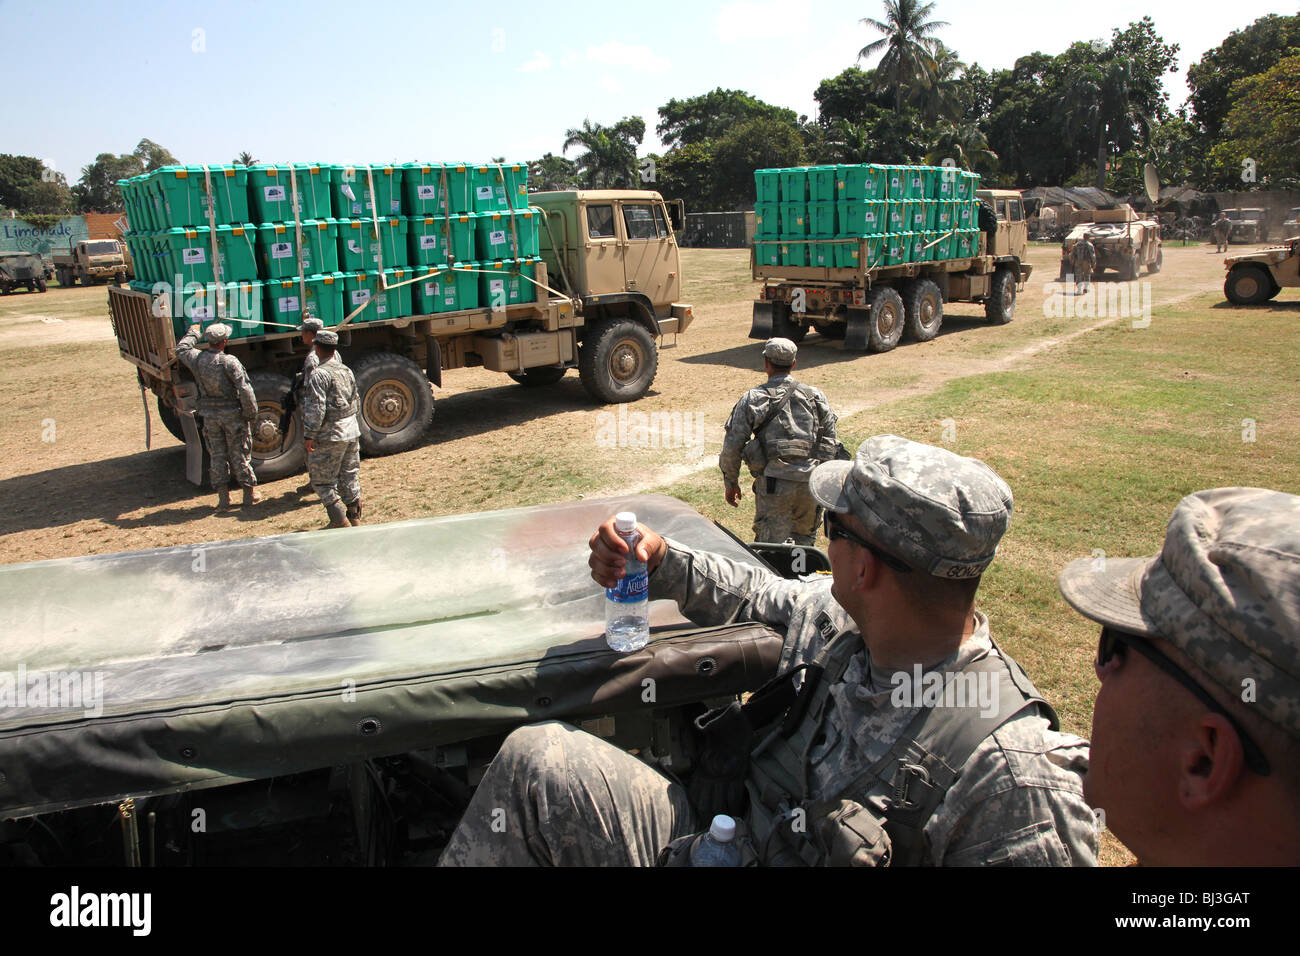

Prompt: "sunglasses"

[823,512,913,573]
[1097,627,1271,777]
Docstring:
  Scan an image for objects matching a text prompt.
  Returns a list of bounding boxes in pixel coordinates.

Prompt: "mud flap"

[844,306,871,351]
[750,301,774,340]
[181,412,204,486]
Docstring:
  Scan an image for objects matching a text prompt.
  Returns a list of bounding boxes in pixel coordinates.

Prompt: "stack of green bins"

[755,203,780,238]
[332,165,404,218]
[248,164,333,222]
[337,218,409,271]
[754,169,782,204]
[836,164,887,201]
[255,220,339,280]
[264,273,346,328]
[807,197,836,267]
[779,199,808,267]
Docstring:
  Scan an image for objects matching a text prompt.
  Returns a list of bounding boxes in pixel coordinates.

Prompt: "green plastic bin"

[935,201,956,232]
[953,229,979,258]
[808,201,837,237]
[956,200,977,231]
[958,171,980,201]
[886,201,907,234]
[402,163,449,216]
[332,165,404,218]
[413,264,479,313]
[754,169,781,203]
[754,203,780,238]
[779,203,808,236]
[337,218,409,271]
[836,165,887,202]
[909,232,932,262]
[860,235,886,269]
[168,280,264,340]
[475,209,540,260]
[883,234,909,266]
[248,165,332,222]
[808,242,836,269]
[160,224,258,285]
[439,164,474,214]
[152,166,250,228]
[807,166,837,203]
[755,241,780,267]
[342,270,413,322]
[470,165,513,213]
[479,257,539,310]
[264,273,346,329]
[833,241,859,269]
[779,237,808,267]
[779,169,808,203]
[255,220,338,280]
[838,200,887,236]
[934,167,960,201]
[905,201,927,234]
[407,214,475,265]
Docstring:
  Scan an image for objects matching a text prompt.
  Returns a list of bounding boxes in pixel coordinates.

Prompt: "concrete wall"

[0,216,89,256]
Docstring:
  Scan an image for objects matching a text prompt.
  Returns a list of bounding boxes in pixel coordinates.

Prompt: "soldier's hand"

[725,484,742,507]
[188,324,201,335]
[588,516,666,589]
[304,439,315,453]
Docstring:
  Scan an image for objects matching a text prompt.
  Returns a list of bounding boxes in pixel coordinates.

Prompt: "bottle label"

[608,569,648,604]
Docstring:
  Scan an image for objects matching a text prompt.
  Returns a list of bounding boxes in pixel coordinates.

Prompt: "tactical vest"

[319,365,359,425]
[756,382,821,462]
[745,619,1058,867]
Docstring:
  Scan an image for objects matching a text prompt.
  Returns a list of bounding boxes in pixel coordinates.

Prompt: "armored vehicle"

[0,252,49,294]
[1058,205,1162,281]
[1282,207,1300,238]
[1223,237,1300,304]
[1219,208,1268,245]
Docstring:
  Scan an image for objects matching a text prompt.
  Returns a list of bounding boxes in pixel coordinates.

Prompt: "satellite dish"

[1144,163,1160,207]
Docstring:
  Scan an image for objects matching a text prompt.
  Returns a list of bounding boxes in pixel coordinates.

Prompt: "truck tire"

[36,277,46,292]
[985,268,1016,324]
[157,396,187,442]
[579,318,658,404]
[1122,254,1140,281]
[352,352,435,456]
[865,287,905,353]
[1147,248,1162,275]
[508,366,567,387]
[902,279,943,342]
[772,301,807,343]
[811,318,845,339]
[57,267,73,287]
[249,371,307,480]
[1224,266,1277,305]
[26,282,36,293]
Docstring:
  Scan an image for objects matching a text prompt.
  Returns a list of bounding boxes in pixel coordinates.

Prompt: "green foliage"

[71,138,176,213]
[0,154,73,215]
[1187,13,1300,138]
[656,88,797,149]
[133,138,178,172]
[858,0,949,112]
[528,152,580,192]
[233,152,257,167]
[711,118,805,208]
[1207,52,1300,189]
[813,67,889,125]
[562,117,645,189]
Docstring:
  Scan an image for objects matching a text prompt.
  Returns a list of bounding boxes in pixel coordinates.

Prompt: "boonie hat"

[204,323,231,343]
[299,317,324,333]
[1060,487,1300,738]
[809,435,1013,579]
[764,337,797,366]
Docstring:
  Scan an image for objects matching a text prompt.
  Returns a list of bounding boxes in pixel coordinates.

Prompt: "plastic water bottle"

[690,814,742,867]
[605,511,649,652]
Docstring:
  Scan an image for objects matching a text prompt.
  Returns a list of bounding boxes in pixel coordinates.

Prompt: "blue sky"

[1,0,1291,183]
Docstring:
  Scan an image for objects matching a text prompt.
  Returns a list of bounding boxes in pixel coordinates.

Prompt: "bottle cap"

[614,512,637,534]
[709,814,736,843]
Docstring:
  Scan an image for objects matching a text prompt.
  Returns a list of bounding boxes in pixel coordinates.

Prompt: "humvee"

[1223,237,1300,305]
[1058,205,1162,281]
[1219,208,1268,245]
[0,252,49,294]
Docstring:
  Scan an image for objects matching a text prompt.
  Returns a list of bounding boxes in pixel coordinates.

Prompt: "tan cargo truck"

[109,189,694,484]
[750,188,1032,351]
[54,239,130,286]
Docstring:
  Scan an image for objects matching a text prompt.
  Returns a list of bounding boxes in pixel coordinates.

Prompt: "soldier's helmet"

[205,323,232,343]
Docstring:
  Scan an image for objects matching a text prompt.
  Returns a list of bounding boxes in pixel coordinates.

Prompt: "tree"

[858,0,949,112]
[711,118,806,208]
[1188,13,1300,138]
[133,138,178,172]
[656,89,797,149]
[926,121,998,180]
[72,153,144,212]
[813,67,890,125]
[233,152,257,166]
[528,152,579,192]
[562,117,645,189]
[908,42,966,122]
[1208,52,1300,189]
[0,155,73,214]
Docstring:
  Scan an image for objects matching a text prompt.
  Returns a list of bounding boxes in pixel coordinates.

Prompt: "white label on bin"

[278,297,300,312]
[417,185,436,200]
[419,235,438,250]
[265,185,286,202]
[377,301,388,314]
[425,282,438,296]
[182,247,205,264]
[390,199,401,213]
[271,241,293,259]
[341,183,356,200]
[490,230,506,245]
[476,186,493,200]
[347,240,361,254]
[351,290,371,305]
[865,212,876,224]
[351,202,362,215]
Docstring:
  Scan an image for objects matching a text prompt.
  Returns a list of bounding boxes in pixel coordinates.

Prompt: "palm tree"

[926,121,999,177]
[233,151,257,167]
[1058,58,1150,190]
[562,117,645,189]
[910,44,966,123]
[858,0,949,113]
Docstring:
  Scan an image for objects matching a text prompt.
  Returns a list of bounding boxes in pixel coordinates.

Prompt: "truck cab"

[975,188,1028,259]
[531,190,692,335]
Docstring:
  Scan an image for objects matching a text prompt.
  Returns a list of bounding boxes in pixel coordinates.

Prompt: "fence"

[680,211,755,248]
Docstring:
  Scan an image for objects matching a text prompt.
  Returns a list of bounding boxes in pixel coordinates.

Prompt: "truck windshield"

[86,241,120,255]
[623,204,669,240]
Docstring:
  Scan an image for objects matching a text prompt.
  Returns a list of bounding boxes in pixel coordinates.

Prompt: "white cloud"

[583,40,671,73]
[594,74,623,93]
[715,0,811,44]
[517,50,551,73]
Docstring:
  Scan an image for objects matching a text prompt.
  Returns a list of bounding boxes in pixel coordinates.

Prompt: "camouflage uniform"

[301,350,361,512]
[720,340,838,545]
[1070,238,1097,293]
[1213,216,1231,253]
[174,328,258,490]
[440,437,1098,867]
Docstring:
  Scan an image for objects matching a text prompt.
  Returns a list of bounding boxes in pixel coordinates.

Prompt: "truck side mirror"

[666,200,685,232]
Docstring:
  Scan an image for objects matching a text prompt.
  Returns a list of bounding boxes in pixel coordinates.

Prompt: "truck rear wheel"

[579,318,658,404]
[352,352,435,456]
[508,366,567,387]
[866,287,905,353]
[157,397,186,443]
[1224,266,1277,305]
[249,371,306,481]
[1147,248,1162,275]
[35,277,46,293]
[986,268,1016,324]
[902,279,943,342]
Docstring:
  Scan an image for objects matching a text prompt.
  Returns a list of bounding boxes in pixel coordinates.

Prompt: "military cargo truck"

[109,189,693,483]
[1220,208,1268,244]
[1058,205,1162,281]
[53,238,130,286]
[750,186,1032,351]
[1223,237,1300,304]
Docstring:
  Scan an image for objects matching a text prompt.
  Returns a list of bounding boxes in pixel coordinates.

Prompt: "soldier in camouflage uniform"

[174,322,262,509]
[1212,212,1231,253]
[301,330,362,528]
[439,436,1099,867]
[294,317,324,496]
[1070,235,1097,294]
[1060,488,1300,865]
[719,338,839,546]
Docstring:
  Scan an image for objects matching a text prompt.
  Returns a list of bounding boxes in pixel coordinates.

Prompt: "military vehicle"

[0,494,804,865]
[1219,208,1268,244]
[53,238,130,286]
[1058,205,1162,281]
[751,187,1033,351]
[1223,237,1300,305]
[0,252,49,294]
[108,189,694,484]
[1282,207,1300,237]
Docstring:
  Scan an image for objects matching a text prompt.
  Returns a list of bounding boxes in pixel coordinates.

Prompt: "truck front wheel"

[1224,266,1277,305]
[579,318,659,404]
[986,268,1016,324]
[249,371,307,481]
[352,352,435,456]
[866,287,905,353]
[1148,248,1163,275]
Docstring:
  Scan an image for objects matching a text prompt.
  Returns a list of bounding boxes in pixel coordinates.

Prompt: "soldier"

[174,322,262,509]
[301,329,362,528]
[1060,488,1300,865]
[1212,212,1232,253]
[1070,235,1097,294]
[439,436,1099,866]
[719,338,840,545]
[294,317,324,495]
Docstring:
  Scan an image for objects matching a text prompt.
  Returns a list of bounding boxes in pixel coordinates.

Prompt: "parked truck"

[750,185,1032,351]
[54,238,130,286]
[1058,205,1162,281]
[1223,236,1300,304]
[1220,208,1269,245]
[109,188,693,484]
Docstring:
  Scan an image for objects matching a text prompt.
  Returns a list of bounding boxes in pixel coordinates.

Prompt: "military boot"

[241,485,263,506]
[325,500,350,528]
[216,486,232,509]
[345,498,363,527]
[296,478,314,495]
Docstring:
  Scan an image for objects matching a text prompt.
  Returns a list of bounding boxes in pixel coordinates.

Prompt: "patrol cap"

[763,337,797,367]
[299,317,324,333]
[204,323,231,343]
[1060,488,1300,739]
[810,435,1013,579]
[314,329,339,347]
